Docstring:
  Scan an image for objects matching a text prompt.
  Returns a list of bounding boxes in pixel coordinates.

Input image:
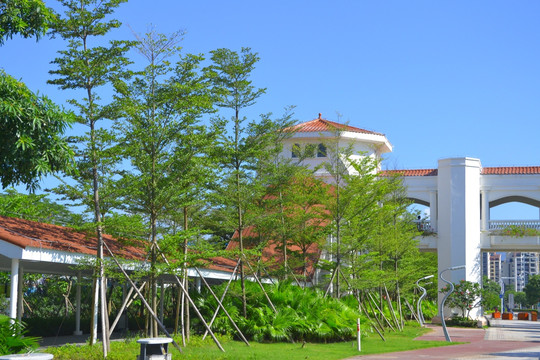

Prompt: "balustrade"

[489,220,540,231]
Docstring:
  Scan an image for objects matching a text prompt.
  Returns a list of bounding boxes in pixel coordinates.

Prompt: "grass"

[45,325,457,360]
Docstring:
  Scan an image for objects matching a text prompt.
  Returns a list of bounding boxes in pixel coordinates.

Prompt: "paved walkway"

[347,319,540,360]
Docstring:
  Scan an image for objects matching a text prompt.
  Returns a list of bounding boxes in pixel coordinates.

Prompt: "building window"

[305,144,316,158]
[291,143,301,158]
[317,143,327,158]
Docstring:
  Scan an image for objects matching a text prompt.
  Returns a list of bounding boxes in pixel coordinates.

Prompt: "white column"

[16,264,23,322]
[91,278,99,342]
[195,276,201,294]
[159,279,164,323]
[437,158,482,319]
[74,272,83,335]
[429,190,438,232]
[9,258,19,321]
[481,190,490,231]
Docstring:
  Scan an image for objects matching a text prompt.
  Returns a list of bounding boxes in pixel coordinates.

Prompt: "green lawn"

[46,326,457,360]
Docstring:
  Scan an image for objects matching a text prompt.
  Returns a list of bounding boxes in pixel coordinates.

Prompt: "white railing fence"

[489,220,540,230]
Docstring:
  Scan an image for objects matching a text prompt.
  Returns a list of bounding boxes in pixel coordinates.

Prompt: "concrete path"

[347,319,540,360]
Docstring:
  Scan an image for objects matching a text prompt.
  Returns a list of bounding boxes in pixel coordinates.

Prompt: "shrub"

[0,315,40,355]
[494,225,540,237]
[194,281,364,343]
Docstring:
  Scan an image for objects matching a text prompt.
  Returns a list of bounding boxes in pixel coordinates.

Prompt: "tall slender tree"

[48,0,131,354]
[113,28,217,336]
[208,47,291,316]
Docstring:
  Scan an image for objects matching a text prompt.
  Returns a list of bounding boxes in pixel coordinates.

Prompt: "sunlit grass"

[46,325,457,360]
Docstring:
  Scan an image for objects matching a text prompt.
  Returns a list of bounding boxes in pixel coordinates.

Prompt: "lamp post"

[498,276,514,312]
[439,265,466,342]
[416,275,434,326]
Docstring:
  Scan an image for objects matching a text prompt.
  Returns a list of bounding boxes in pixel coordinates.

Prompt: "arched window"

[317,143,327,158]
[291,143,301,158]
[305,144,316,158]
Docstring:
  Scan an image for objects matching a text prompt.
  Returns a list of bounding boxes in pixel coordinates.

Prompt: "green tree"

[113,28,216,337]
[524,274,540,306]
[440,279,481,318]
[258,153,331,281]
[0,188,83,225]
[481,276,501,311]
[513,291,528,308]
[0,70,73,191]
[206,47,269,317]
[0,0,55,44]
[48,0,131,353]
[0,1,73,191]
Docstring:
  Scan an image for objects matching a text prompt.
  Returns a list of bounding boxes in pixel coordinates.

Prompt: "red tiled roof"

[0,215,145,260]
[380,169,438,177]
[481,167,540,175]
[286,113,384,136]
[202,256,238,273]
[381,167,540,177]
[227,226,322,279]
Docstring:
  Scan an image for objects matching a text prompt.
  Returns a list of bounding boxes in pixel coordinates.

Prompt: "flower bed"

[502,313,513,320]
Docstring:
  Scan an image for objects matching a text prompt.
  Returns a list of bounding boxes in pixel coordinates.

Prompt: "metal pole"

[439,265,465,342]
[416,275,434,326]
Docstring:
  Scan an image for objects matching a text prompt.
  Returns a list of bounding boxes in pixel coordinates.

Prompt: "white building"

[284,114,540,319]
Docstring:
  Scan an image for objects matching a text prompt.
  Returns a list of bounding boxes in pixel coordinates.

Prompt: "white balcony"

[489,220,540,231]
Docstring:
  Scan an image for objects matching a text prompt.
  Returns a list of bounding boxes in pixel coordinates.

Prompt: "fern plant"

[195,281,366,343]
[0,315,40,355]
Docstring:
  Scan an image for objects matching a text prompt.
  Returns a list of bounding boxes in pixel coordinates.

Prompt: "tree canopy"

[0,0,55,44]
[0,70,73,190]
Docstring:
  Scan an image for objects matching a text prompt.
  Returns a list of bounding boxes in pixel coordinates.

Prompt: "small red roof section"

[380,169,438,177]
[0,215,145,260]
[482,167,540,175]
[227,226,322,279]
[286,113,384,136]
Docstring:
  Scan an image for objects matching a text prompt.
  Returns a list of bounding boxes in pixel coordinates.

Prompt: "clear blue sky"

[1,0,540,218]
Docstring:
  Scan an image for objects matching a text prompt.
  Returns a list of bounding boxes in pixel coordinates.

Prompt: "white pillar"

[74,272,83,335]
[159,279,164,323]
[9,259,19,321]
[481,190,490,231]
[437,158,482,319]
[195,276,201,294]
[91,278,99,342]
[16,264,23,322]
[429,190,438,232]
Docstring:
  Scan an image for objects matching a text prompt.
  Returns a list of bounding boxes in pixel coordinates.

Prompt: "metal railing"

[413,220,433,232]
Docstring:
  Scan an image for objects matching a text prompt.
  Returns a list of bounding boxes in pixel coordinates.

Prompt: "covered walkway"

[0,215,236,335]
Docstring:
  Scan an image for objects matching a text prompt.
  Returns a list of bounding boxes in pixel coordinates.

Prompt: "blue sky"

[1,0,540,218]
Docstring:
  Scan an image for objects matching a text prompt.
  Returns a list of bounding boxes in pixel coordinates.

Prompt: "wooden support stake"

[324,266,339,297]
[202,259,240,340]
[153,243,225,352]
[109,281,146,336]
[103,241,184,353]
[404,298,420,324]
[384,285,401,331]
[242,254,277,313]
[359,302,385,341]
[194,267,250,346]
[368,292,395,331]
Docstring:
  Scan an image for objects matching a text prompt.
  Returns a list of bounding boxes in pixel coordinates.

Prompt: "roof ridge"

[286,114,384,136]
